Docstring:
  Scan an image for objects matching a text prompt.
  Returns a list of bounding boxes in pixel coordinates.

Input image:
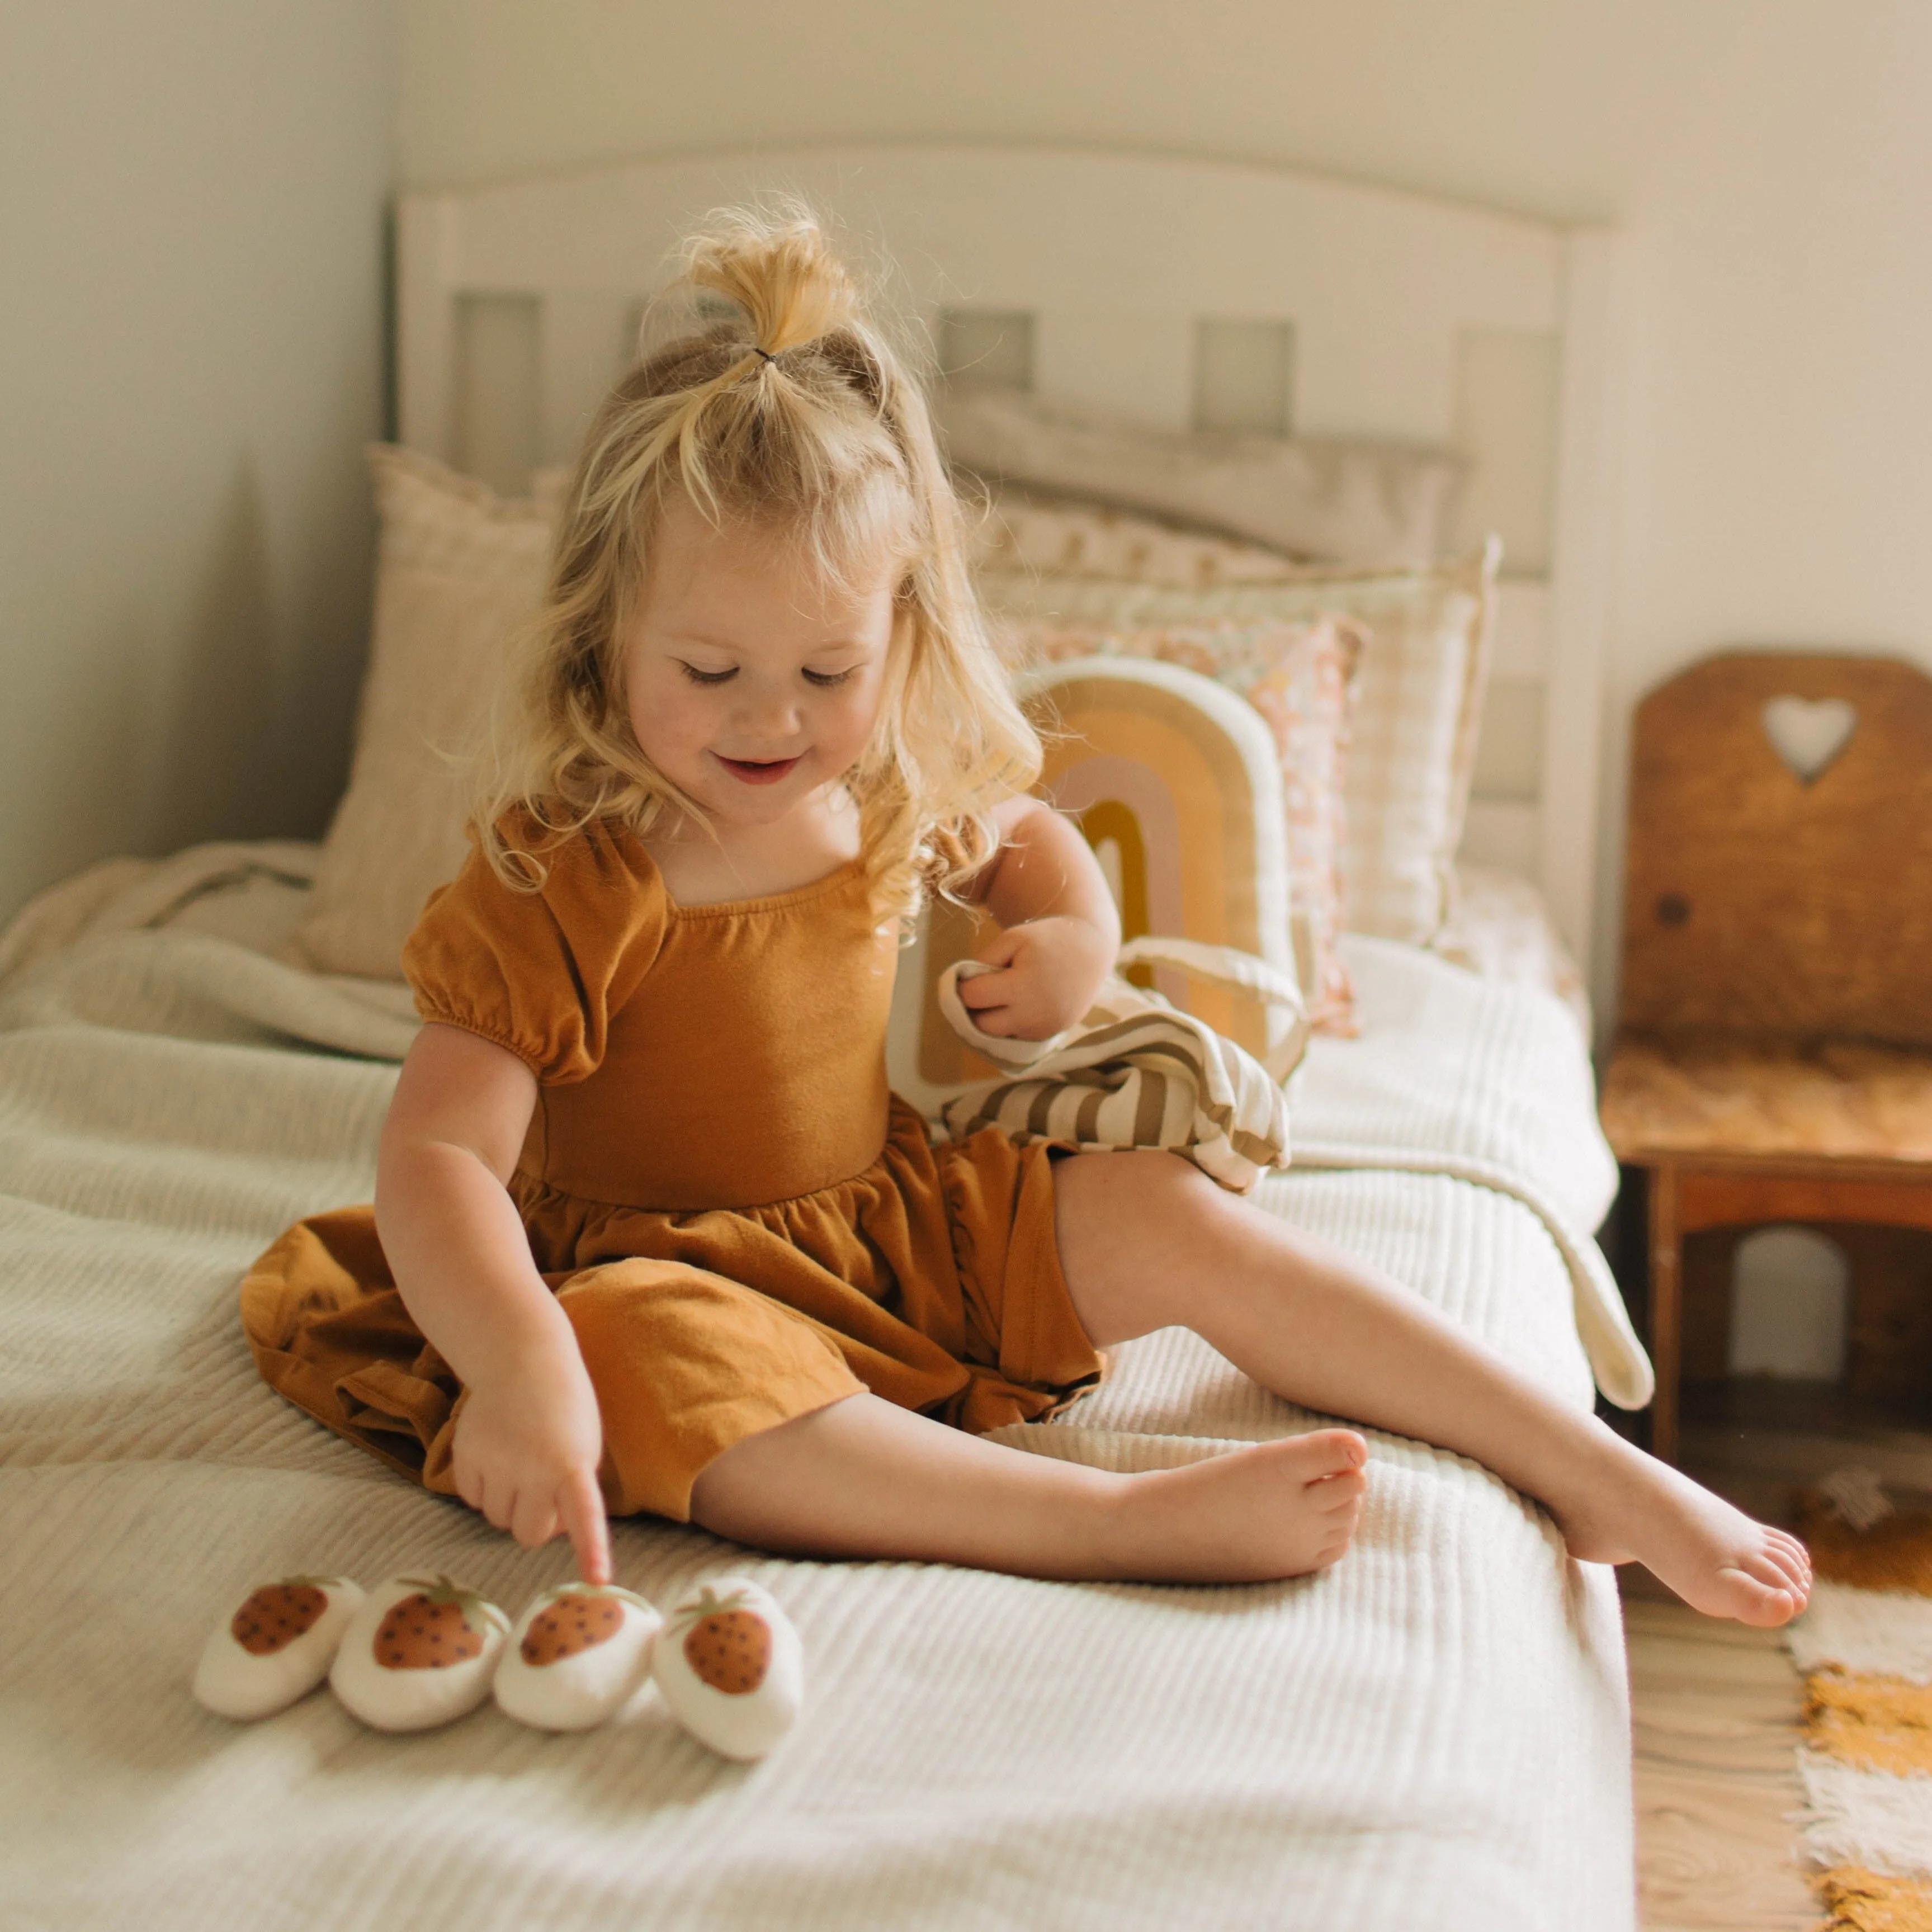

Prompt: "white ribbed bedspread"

[0,849,1635,1932]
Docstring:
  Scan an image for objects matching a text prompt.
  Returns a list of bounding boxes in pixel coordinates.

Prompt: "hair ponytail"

[683,210,861,361]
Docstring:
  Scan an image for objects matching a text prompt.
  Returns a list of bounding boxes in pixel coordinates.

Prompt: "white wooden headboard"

[396,143,1618,976]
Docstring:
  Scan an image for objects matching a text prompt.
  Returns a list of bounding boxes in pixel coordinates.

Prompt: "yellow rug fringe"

[1792,1489,1932,1925]
[1805,1667,1932,1778]
[1796,1495,1932,1596]
[1816,1865,1932,1931]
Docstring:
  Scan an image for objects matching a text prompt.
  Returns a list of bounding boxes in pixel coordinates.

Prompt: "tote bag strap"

[944,937,1308,1085]
[1114,936,1310,1083]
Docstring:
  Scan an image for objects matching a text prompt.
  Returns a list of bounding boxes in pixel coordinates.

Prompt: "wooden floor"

[1627,1396,1932,1931]
[1627,1581,1815,1930]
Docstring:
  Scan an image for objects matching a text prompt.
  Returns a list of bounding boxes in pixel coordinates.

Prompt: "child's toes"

[1737,1549,1810,1618]
[1298,1429,1368,1474]
[1723,1576,1793,1623]
[1310,1470,1368,1510]
[1320,1511,1362,1557]
[1717,1565,1801,1628]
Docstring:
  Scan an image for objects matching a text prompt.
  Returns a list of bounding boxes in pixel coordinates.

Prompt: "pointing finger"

[560,1466,612,1585]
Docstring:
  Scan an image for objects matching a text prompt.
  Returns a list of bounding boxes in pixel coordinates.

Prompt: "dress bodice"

[403,818,899,1212]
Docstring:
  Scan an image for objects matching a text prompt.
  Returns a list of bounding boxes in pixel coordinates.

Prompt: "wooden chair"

[1599,651,1932,1463]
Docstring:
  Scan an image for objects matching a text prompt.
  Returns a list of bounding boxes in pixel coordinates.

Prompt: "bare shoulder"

[989,794,1044,835]
[955,795,1052,903]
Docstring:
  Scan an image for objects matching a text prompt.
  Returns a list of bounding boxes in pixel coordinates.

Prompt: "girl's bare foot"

[1108,1429,1369,1584]
[1553,1424,1812,1627]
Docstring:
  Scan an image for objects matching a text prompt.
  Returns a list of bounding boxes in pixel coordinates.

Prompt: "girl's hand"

[450,1341,612,1585]
[959,914,1115,1040]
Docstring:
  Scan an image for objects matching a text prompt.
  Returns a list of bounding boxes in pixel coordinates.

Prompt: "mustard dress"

[240,817,1103,1522]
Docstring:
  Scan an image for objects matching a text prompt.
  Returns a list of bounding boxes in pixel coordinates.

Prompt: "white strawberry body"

[193,1575,365,1721]
[494,1583,661,1731]
[328,1574,508,1732]
[651,1577,802,1761]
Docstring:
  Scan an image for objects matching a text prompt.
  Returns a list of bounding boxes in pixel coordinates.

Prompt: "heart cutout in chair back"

[1762,695,1857,785]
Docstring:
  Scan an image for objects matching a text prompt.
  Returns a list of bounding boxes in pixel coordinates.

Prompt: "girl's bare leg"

[688,1390,1367,1583]
[1051,1150,1811,1627]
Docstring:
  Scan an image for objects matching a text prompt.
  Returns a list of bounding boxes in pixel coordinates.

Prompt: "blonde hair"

[474,204,1038,928]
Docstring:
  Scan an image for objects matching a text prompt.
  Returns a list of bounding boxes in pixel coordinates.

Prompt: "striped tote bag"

[935,935,1305,1193]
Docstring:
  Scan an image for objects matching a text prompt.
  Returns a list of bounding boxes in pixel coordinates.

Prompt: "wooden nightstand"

[1601,651,1932,1464]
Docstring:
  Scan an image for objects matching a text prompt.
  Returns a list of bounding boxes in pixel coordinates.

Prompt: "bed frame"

[395,143,1620,990]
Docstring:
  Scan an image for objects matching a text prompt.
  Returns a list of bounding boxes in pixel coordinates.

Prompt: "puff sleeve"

[401,816,668,1085]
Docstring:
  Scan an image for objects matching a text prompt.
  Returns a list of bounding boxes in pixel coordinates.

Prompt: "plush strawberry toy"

[651,1579,804,1760]
[193,1575,364,1720]
[493,1581,662,1731]
[329,1575,511,1732]
[191,1568,802,1756]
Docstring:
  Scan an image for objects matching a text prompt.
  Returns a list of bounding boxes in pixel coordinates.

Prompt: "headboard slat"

[537,293,637,470]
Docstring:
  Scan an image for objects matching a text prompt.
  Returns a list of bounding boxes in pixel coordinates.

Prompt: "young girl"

[243,210,1810,1625]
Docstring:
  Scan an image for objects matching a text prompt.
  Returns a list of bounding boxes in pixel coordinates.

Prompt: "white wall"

[394,0,1932,1013]
[0,2,395,923]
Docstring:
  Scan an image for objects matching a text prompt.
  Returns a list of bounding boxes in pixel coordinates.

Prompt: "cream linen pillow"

[284,447,552,979]
[939,389,1465,568]
[292,442,1486,985]
[980,537,1499,951]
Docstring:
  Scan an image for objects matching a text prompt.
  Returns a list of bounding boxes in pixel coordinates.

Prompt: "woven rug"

[1787,1470,1932,1930]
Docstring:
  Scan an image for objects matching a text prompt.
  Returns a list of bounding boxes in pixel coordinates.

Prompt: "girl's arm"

[375,1023,612,1583]
[956,796,1122,1040]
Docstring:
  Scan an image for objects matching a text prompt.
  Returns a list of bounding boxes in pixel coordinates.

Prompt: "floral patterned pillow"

[965,486,1316,588]
[981,543,1496,957]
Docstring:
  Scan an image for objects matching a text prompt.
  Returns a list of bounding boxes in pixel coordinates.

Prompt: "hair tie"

[752,346,777,365]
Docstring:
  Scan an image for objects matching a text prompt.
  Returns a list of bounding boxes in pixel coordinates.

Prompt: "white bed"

[0,146,1643,1931]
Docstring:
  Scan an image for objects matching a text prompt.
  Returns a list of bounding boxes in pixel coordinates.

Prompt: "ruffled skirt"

[240,1100,1103,1520]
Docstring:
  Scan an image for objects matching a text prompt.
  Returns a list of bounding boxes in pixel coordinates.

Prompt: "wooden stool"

[1599,651,1932,1463]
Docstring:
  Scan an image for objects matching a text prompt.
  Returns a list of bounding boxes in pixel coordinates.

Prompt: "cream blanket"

[0,847,1636,1932]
